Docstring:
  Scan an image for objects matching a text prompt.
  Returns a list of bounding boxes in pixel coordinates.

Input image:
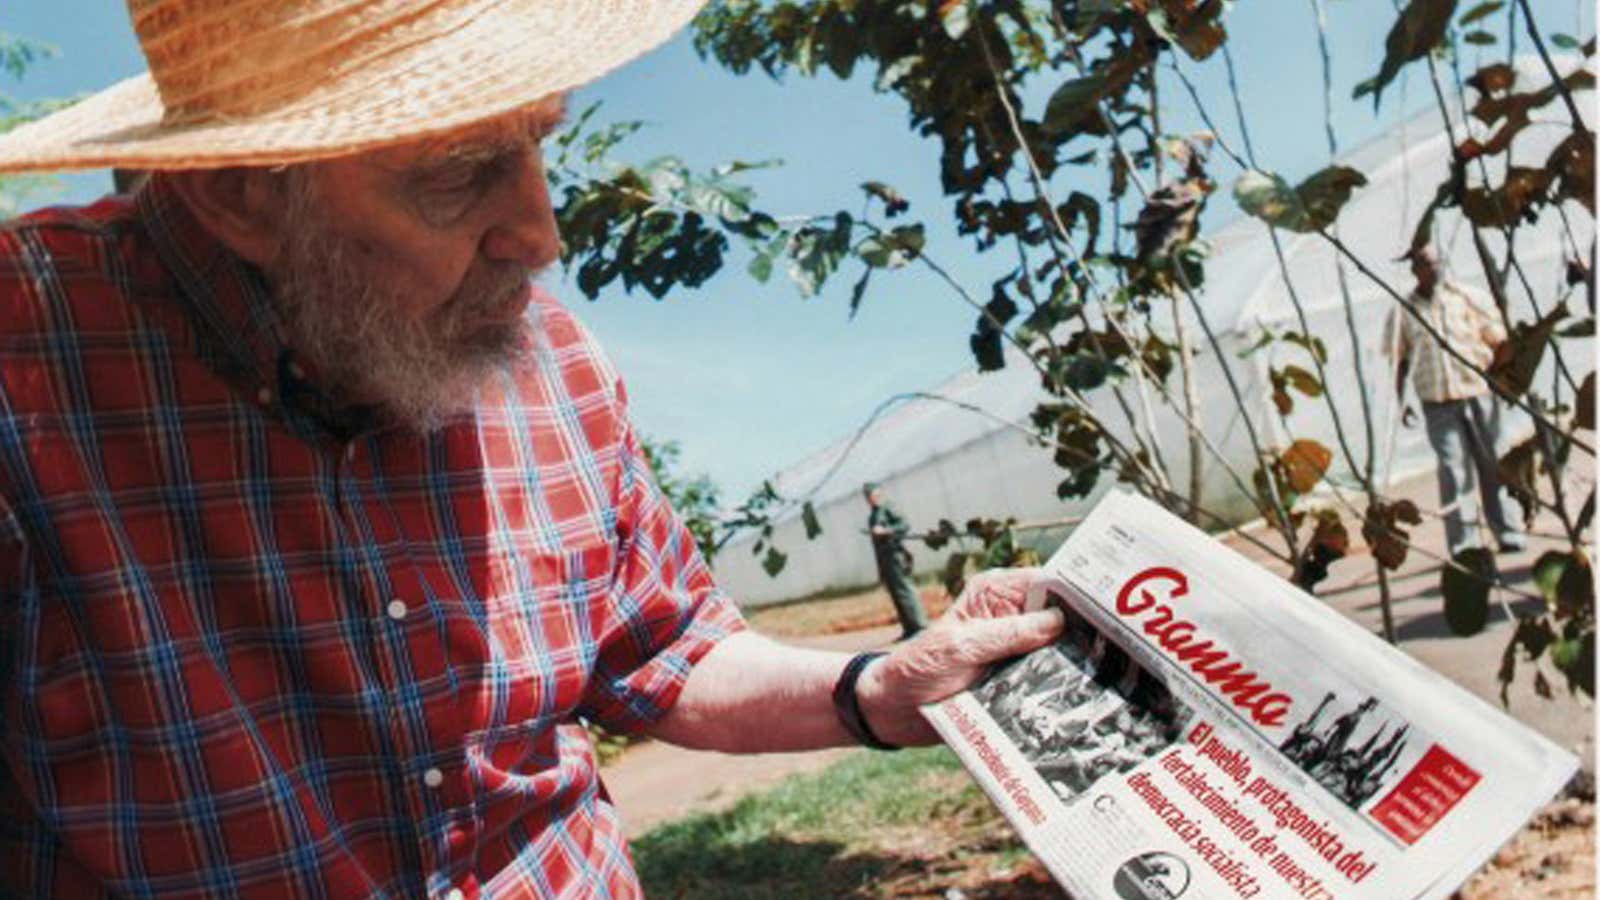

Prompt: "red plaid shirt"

[0,176,744,899]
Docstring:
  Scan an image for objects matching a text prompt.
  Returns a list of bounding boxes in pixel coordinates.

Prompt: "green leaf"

[1442,547,1496,636]
[801,501,822,540]
[747,251,774,283]
[848,267,872,318]
[1461,30,1496,45]
[1234,166,1367,233]
[1555,632,1595,697]
[1058,354,1110,391]
[1458,0,1504,24]
[1552,637,1582,671]
[1533,551,1571,605]
[1550,33,1581,50]
[857,223,925,269]
[1043,75,1106,135]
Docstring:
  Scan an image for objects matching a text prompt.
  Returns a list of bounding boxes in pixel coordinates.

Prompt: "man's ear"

[164,167,292,267]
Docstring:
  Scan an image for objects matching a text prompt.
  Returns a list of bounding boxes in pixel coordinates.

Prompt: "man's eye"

[414,159,502,223]
[427,163,486,194]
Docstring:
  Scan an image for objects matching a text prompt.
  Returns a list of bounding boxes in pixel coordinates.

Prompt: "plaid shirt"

[0,176,744,899]
[1383,281,1506,404]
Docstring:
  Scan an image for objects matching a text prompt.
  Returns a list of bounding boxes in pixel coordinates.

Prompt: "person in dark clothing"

[865,482,929,639]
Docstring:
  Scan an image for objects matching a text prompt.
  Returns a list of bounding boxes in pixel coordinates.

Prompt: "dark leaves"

[1578,373,1595,432]
[761,545,788,577]
[1488,303,1567,397]
[969,280,1020,372]
[1441,547,1496,637]
[1465,62,1516,95]
[1458,0,1505,25]
[1548,132,1595,214]
[801,501,822,540]
[1140,0,1229,60]
[1135,179,1211,262]
[1555,550,1593,620]
[1460,167,1554,228]
[1269,364,1324,415]
[1364,499,1422,570]
[1497,437,1541,521]
[1295,509,1349,591]
[1354,0,1459,109]
[861,181,910,217]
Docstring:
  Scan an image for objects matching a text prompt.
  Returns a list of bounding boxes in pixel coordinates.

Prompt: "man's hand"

[855,567,1063,746]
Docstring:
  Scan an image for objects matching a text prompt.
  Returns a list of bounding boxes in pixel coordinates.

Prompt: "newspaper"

[922,490,1579,900]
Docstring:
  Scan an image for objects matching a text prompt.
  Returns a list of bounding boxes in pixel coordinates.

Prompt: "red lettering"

[1117,566,1187,614]
[1115,566,1293,728]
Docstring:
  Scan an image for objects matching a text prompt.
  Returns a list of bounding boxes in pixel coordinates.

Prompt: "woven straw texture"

[0,0,706,173]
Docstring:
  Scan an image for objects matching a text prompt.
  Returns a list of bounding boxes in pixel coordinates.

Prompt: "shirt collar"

[137,174,378,439]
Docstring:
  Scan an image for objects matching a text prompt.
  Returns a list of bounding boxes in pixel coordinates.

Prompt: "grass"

[632,747,1057,899]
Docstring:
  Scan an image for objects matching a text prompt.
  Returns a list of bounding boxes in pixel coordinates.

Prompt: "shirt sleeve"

[578,382,747,735]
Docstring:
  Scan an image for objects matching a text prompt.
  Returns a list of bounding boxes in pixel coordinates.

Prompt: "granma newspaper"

[923,491,1577,900]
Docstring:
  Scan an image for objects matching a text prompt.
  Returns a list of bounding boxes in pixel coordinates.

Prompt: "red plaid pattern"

[0,176,744,899]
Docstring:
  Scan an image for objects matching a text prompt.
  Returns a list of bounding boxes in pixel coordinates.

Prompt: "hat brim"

[0,0,705,173]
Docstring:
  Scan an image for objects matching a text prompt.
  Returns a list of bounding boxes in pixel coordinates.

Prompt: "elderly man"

[1387,245,1526,556]
[0,3,1063,897]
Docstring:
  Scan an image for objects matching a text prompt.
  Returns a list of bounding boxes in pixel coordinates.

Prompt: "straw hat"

[0,0,707,174]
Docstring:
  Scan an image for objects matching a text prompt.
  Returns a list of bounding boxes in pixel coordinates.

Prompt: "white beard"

[267,174,536,431]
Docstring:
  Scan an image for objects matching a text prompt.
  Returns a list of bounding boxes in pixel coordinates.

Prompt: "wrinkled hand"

[857,567,1063,747]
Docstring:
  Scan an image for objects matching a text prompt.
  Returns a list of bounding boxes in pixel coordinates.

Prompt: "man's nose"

[481,147,560,271]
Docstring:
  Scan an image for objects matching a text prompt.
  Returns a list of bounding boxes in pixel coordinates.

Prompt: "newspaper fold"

[923,490,1578,900]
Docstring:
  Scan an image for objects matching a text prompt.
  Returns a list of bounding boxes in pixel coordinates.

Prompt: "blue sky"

[3,1,1590,500]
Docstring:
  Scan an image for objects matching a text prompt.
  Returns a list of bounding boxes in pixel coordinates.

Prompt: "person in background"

[865,481,929,639]
[1387,245,1526,556]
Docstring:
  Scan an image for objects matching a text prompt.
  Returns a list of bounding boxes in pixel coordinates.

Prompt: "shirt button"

[255,386,272,406]
[344,443,356,463]
[443,890,464,900]
[386,599,407,621]
[423,767,444,789]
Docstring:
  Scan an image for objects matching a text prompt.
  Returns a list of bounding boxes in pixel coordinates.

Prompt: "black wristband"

[832,651,900,751]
